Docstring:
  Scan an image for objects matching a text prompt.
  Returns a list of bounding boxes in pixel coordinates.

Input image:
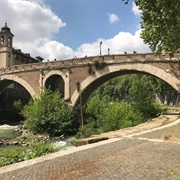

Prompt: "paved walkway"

[0,115,180,180]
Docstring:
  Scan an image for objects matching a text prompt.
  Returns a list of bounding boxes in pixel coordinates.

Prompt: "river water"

[0,124,76,150]
[0,124,20,140]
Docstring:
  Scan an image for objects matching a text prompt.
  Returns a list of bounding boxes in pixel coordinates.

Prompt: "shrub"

[21,89,74,136]
[96,101,142,132]
[76,97,144,139]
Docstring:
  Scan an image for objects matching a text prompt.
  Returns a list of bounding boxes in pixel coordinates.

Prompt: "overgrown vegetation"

[0,143,58,167]
[94,60,107,70]
[76,74,170,139]
[21,89,79,137]
[88,63,95,75]
[76,96,162,139]
[93,74,179,104]
[3,75,175,140]
[0,74,176,166]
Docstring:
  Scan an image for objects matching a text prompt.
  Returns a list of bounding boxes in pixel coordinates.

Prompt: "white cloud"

[107,13,119,24]
[75,29,150,57]
[0,0,150,61]
[132,2,141,16]
[27,27,151,60]
[35,41,74,60]
[0,0,66,58]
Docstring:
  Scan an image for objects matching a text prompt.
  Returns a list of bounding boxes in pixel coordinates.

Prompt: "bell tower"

[0,22,14,68]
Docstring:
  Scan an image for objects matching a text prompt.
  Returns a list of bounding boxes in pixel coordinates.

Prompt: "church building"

[0,22,43,68]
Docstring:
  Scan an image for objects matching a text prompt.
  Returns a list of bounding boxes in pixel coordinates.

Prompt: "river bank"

[76,112,180,146]
[1,106,180,148]
[0,123,76,150]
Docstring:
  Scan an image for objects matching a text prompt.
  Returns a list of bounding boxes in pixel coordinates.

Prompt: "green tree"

[85,94,109,121]
[129,75,161,120]
[21,89,74,136]
[136,0,180,54]
[76,96,143,139]
[11,100,24,121]
[97,101,142,132]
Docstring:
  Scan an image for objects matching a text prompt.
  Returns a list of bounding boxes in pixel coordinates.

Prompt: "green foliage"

[129,75,162,120]
[85,94,109,119]
[0,100,24,122]
[12,100,24,121]
[94,60,107,70]
[97,101,142,132]
[76,95,144,139]
[27,143,57,158]
[95,75,133,101]
[135,0,180,54]
[0,146,27,167]
[93,74,177,103]
[0,143,58,167]
[13,100,23,112]
[21,89,74,136]
[76,118,102,139]
[76,74,168,139]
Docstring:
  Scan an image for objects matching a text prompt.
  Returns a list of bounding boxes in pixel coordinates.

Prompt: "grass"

[0,143,59,167]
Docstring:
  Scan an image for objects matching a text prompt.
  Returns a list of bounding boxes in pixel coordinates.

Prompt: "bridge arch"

[43,70,69,100]
[0,74,37,98]
[71,63,180,106]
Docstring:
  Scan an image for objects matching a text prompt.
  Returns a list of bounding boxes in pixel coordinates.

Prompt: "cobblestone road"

[0,137,180,180]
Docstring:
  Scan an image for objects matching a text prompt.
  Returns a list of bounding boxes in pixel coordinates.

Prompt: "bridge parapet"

[0,53,180,75]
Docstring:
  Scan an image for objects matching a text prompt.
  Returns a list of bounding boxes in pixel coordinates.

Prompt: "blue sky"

[47,0,140,49]
[0,0,150,61]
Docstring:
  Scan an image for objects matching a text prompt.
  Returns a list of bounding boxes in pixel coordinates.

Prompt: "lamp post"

[100,41,102,56]
[108,48,110,55]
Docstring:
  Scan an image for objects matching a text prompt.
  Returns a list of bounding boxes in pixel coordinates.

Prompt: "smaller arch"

[43,70,70,100]
[0,74,37,98]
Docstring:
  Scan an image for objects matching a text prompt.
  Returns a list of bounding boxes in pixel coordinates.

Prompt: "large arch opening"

[71,64,180,106]
[73,63,180,139]
[45,75,65,97]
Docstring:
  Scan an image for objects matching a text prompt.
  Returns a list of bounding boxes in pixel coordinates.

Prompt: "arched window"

[1,36,4,44]
[8,37,11,47]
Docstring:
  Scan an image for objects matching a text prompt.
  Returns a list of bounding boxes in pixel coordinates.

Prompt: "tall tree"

[123,0,180,55]
[129,75,160,120]
[138,0,180,54]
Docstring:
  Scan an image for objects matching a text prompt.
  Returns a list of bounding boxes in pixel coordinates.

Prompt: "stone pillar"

[39,69,44,92]
[64,69,70,101]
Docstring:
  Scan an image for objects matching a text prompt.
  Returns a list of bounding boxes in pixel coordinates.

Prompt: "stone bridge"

[0,52,180,106]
